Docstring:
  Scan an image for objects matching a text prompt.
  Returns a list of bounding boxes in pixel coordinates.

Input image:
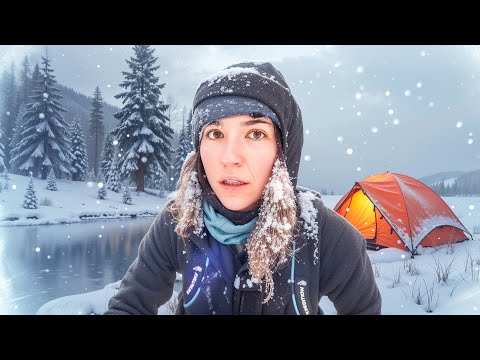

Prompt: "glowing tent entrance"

[334,173,471,254]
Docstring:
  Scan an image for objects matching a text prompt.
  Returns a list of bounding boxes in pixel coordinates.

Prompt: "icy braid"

[246,149,297,303]
[166,151,204,239]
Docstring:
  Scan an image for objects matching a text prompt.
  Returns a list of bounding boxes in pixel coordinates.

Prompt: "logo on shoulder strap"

[297,279,309,315]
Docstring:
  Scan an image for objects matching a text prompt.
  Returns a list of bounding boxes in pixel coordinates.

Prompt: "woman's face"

[200,114,278,212]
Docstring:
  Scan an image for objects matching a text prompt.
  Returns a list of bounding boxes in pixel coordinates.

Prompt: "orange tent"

[334,172,472,254]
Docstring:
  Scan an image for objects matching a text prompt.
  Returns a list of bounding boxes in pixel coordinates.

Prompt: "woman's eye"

[207,130,223,139]
[247,130,266,140]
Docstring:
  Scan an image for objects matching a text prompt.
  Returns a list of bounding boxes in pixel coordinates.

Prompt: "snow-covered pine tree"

[145,162,166,197]
[0,127,5,173]
[153,169,166,198]
[23,174,38,209]
[10,64,41,174]
[46,168,57,191]
[18,56,32,108]
[9,103,28,173]
[113,45,173,192]
[106,155,121,192]
[122,184,132,205]
[89,86,105,177]
[86,168,96,183]
[2,169,9,190]
[173,110,194,188]
[185,109,193,148]
[100,130,116,183]
[1,63,18,168]
[97,170,107,199]
[9,54,76,180]
[70,116,88,181]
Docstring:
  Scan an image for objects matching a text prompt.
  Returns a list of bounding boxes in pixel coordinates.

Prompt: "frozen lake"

[0,217,156,314]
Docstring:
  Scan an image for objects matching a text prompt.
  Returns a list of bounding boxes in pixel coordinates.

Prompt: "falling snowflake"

[141,156,147,163]
[305,129,310,135]
[346,148,353,155]
[416,82,423,88]
[371,126,379,134]
[388,109,394,116]
[35,247,40,253]
[98,182,104,189]
[469,205,475,211]
[337,136,344,143]
[12,184,16,190]
[420,50,427,57]
[428,101,435,108]
[357,111,362,117]
[355,92,363,100]
[393,118,400,126]
[43,93,48,99]
[39,113,45,119]
[304,155,311,162]
[456,121,463,128]
[356,65,364,73]
[468,138,474,145]
[356,167,362,171]
[385,91,391,96]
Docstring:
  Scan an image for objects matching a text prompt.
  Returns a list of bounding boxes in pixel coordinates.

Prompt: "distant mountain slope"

[418,171,465,186]
[420,169,480,196]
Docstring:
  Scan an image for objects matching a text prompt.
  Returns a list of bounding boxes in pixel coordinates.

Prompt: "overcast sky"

[1,45,479,193]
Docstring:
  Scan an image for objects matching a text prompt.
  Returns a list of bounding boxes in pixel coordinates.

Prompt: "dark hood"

[192,62,304,187]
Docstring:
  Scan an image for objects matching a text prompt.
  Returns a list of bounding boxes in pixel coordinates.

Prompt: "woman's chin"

[221,200,256,212]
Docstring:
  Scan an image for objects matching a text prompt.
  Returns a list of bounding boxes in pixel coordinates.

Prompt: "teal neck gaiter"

[203,201,257,245]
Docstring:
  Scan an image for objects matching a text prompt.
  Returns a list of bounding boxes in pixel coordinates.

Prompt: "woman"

[105,62,381,315]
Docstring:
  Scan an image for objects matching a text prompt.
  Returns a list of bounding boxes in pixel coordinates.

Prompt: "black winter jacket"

[105,186,381,315]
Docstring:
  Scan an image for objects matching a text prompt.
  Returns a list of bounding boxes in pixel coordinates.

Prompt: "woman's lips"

[218,182,249,191]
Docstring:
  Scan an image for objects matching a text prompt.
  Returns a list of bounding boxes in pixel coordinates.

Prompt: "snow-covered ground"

[0,174,166,227]
[3,174,480,314]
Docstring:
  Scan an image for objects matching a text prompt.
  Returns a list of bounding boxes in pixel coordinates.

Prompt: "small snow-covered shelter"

[334,172,472,254]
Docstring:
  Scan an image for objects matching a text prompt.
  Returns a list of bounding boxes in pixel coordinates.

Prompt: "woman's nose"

[220,138,243,167]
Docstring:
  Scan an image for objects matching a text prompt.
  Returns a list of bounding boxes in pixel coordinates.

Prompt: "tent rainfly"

[334,172,472,254]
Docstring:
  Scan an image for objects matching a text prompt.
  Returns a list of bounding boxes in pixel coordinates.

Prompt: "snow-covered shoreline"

[0,173,168,227]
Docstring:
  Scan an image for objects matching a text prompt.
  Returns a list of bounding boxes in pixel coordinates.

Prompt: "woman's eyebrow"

[241,119,273,127]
